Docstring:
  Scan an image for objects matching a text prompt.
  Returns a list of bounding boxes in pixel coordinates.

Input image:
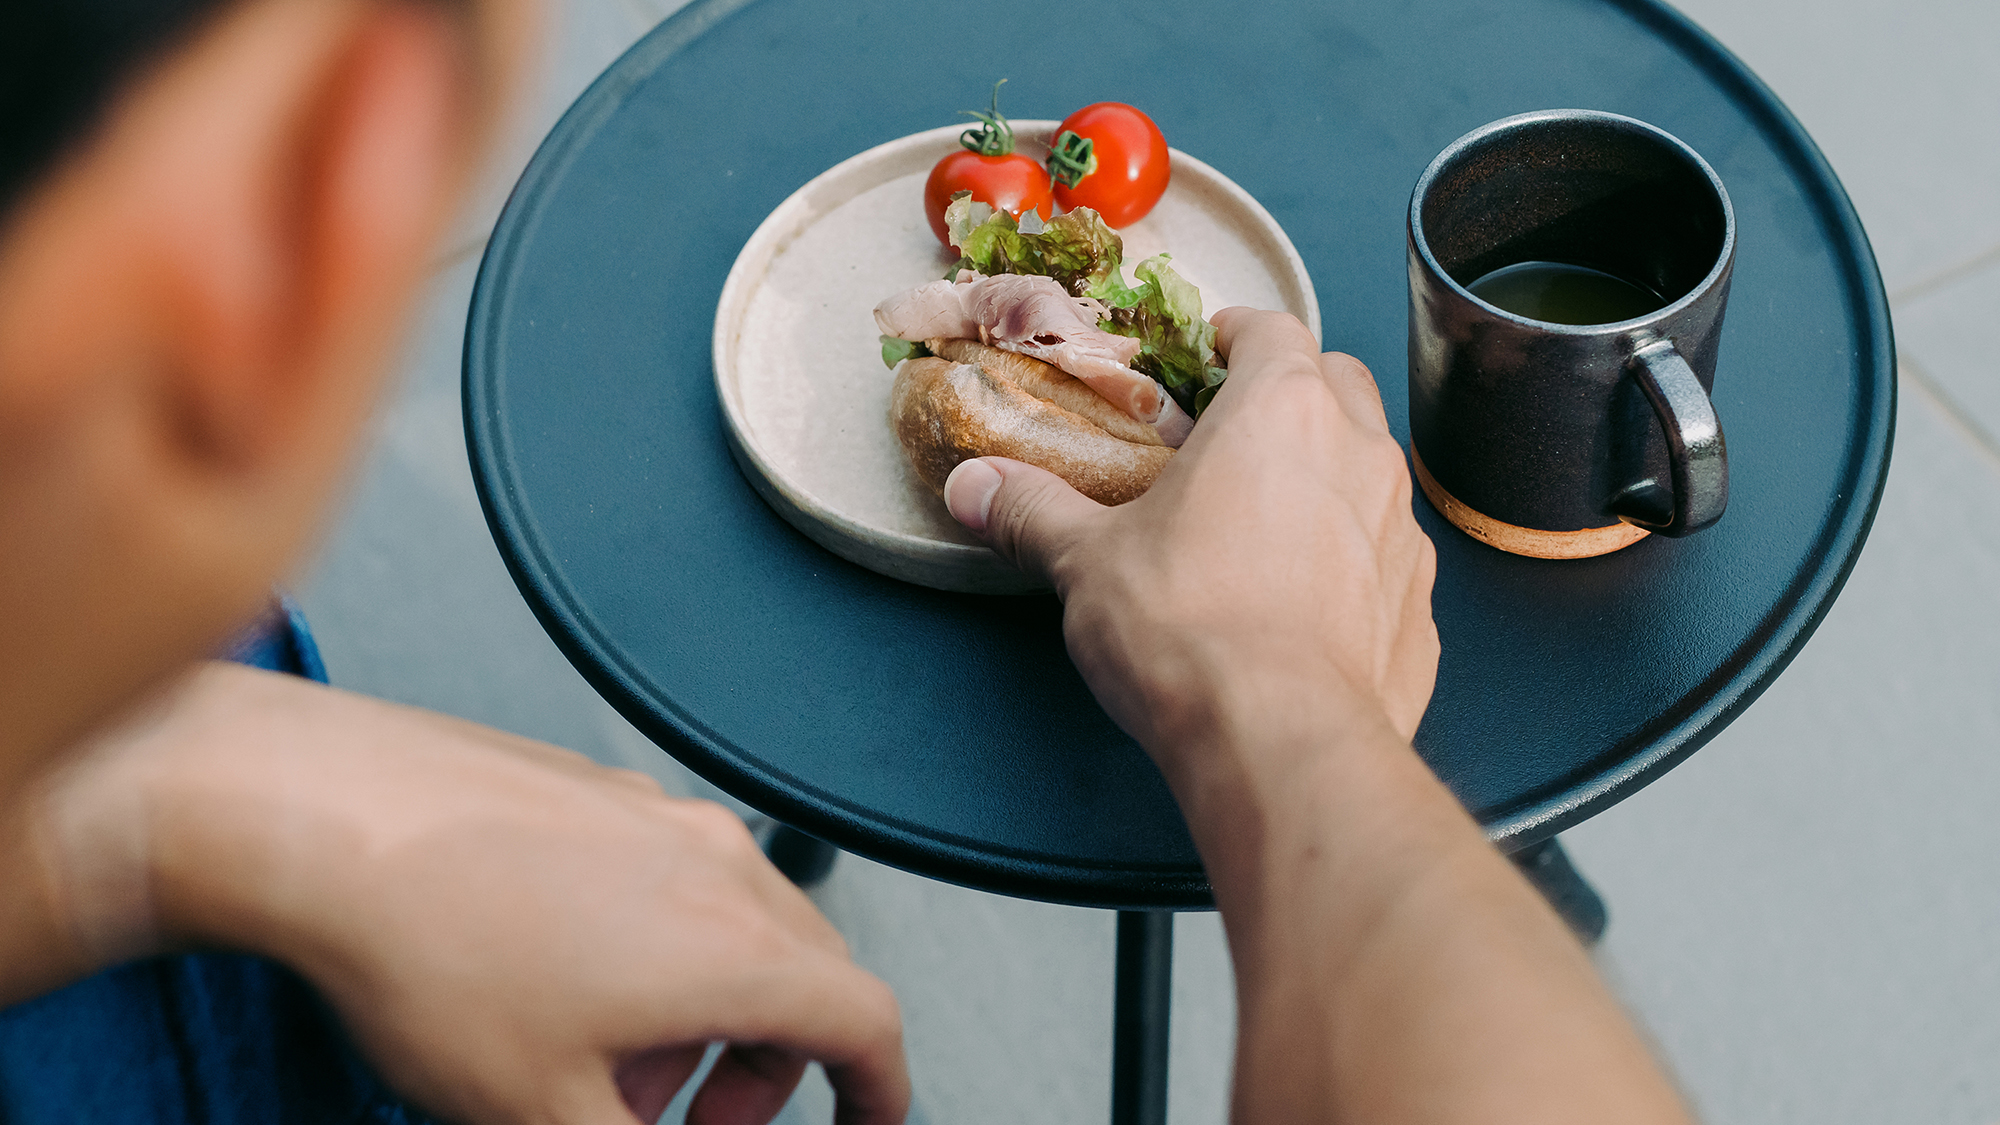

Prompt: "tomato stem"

[1047,129,1097,188]
[958,79,1016,157]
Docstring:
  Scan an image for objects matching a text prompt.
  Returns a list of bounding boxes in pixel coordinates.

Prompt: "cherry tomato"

[924,80,1056,247]
[923,151,1054,246]
[1049,103,1170,229]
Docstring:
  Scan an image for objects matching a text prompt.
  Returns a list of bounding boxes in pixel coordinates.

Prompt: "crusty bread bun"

[927,339,1166,447]
[890,344,1174,506]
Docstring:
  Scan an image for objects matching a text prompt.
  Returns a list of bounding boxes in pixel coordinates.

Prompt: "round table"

[463,0,1892,1117]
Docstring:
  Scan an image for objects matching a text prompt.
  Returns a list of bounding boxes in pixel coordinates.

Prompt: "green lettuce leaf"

[1036,209,1132,300]
[945,195,1131,299]
[1103,254,1226,415]
[942,192,989,252]
[880,335,930,369]
[946,195,1045,279]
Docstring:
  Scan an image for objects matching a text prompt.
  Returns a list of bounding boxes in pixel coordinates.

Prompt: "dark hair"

[0,0,238,220]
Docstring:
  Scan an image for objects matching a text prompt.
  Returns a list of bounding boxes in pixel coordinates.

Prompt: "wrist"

[135,665,418,980]
[1145,665,1493,973]
[1140,653,1408,836]
[27,664,384,984]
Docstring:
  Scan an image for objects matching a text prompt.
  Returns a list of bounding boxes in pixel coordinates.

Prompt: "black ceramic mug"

[1407,109,1733,559]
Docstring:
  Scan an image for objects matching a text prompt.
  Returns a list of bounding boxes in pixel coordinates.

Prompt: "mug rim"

[1408,108,1737,335]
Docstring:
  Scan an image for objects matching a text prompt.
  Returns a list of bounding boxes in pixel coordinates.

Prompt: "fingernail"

[944,458,1003,533]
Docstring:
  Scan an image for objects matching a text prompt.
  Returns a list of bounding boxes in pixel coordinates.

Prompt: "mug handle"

[1611,339,1728,536]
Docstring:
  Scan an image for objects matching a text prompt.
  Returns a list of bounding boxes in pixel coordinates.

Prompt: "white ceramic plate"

[712,122,1320,594]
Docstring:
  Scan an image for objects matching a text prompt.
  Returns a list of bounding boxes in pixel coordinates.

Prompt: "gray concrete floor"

[297,1,2000,1122]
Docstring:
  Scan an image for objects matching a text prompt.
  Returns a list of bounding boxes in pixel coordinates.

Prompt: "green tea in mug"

[1465,260,1665,325]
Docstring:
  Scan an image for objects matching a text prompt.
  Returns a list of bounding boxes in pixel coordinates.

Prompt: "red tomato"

[1049,103,1170,229]
[924,151,1053,247]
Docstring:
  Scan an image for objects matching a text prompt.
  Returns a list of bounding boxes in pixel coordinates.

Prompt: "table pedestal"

[1112,911,1173,1125]
[1509,837,1607,945]
[763,824,839,888]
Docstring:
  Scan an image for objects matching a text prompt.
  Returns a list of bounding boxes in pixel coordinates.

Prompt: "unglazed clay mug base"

[1407,110,1734,559]
[1412,449,1651,559]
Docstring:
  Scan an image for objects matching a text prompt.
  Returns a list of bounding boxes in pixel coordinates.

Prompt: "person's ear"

[158,0,480,476]
[0,0,499,764]
[1,0,481,486]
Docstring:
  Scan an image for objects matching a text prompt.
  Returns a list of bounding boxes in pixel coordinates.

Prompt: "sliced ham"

[873,272,1190,447]
[957,275,1166,427]
[871,273,980,341]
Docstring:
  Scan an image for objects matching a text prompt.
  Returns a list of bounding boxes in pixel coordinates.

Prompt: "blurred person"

[0,3,904,1123]
[0,2,1693,1125]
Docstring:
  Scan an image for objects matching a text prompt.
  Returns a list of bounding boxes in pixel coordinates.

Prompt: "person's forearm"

[1161,686,1693,1125]
[3,665,487,1007]
[8,664,913,1124]
[19,664,588,985]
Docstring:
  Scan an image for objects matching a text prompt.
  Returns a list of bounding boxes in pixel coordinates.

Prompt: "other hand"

[34,665,909,1125]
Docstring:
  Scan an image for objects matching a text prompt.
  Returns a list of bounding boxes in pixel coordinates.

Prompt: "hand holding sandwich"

[945,308,1694,1125]
[944,307,1436,760]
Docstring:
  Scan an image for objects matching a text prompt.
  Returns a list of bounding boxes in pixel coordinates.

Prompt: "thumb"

[944,457,1104,593]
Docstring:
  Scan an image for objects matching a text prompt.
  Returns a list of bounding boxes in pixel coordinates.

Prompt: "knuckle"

[607,767,666,796]
[721,912,797,964]
[1322,348,1370,375]
[695,885,794,946]
[851,974,904,1043]
[1363,431,1409,471]
[1234,364,1331,423]
[682,800,756,849]
[1250,308,1312,344]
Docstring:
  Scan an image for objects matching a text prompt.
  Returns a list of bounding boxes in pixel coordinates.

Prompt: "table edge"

[460,0,1897,904]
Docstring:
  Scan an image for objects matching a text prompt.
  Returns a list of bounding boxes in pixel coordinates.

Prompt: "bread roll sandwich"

[892,341,1173,505]
[875,197,1227,506]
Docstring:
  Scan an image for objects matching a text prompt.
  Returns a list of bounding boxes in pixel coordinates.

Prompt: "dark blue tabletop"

[464,0,1893,908]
